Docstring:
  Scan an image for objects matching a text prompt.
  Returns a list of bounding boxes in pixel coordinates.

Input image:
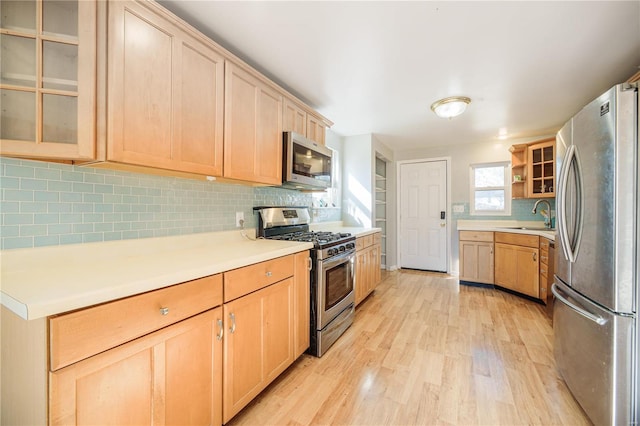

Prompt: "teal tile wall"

[0,158,323,250]
[452,198,556,222]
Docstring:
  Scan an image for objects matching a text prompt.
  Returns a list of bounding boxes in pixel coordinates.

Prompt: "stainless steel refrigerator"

[553,82,638,425]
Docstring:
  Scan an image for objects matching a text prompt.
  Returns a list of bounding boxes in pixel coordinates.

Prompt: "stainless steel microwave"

[282,132,332,190]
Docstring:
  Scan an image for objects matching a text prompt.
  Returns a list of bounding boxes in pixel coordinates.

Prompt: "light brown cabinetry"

[355,232,382,306]
[495,232,540,298]
[0,0,96,160]
[222,253,302,423]
[306,113,327,145]
[283,98,307,136]
[106,0,224,175]
[224,61,283,185]
[539,238,554,305]
[509,138,555,199]
[458,231,494,285]
[527,139,555,198]
[49,274,224,425]
[293,251,311,357]
[282,97,329,145]
[50,308,223,425]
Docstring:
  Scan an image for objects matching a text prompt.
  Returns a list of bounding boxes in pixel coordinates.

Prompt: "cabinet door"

[460,241,494,284]
[495,243,539,297]
[514,246,539,297]
[354,248,368,306]
[370,243,381,292]
[173,37,224,175]
[527,140,555,198]
[0,0,96,160]
[283,98,306,135]
[107,1,224,175]
[50,308,223,426]
[223,278,293,423]
[293,251,310,358]
[224,61,283,184]
[306,113,326,145]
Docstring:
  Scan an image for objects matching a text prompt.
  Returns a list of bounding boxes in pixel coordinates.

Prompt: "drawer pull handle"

[216,319,224,341]
[266,271,272,277]
[159,307,169,316]
[229,313,236,333]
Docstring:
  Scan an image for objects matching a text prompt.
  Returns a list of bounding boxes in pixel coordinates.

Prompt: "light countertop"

[310,222,382,237]
[1,230,313,320]
[456,220,556,241]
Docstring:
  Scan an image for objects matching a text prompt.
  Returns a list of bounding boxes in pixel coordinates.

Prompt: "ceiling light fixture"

[430,96,471,119]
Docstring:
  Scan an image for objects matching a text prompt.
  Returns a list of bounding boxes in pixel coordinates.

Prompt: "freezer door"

[553,280,635,426]
[568,85,636,314]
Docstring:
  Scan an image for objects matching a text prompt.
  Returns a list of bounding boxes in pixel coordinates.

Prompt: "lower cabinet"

[2,250,311,425]
[50,308,223,425]
[495,232,540,298]
[222,278,293,423]
[355,232,382,306]
[458,231,494,284]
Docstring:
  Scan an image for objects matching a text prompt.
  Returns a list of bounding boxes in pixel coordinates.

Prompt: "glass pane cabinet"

[0,0,96,159]
[527,139,555,198]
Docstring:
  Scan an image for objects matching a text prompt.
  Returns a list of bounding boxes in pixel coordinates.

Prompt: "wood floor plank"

[227,270,592,426]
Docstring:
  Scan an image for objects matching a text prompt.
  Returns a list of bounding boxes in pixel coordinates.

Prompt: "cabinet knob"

[266,271,272,277]
[159,307,169,316]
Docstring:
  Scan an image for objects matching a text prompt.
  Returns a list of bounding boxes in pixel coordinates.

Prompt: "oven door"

[316,250,355,330]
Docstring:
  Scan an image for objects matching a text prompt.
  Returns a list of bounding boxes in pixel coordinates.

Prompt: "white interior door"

[399,160,447,272]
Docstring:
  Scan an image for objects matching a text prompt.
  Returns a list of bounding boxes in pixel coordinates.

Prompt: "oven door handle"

[322,250,355,270]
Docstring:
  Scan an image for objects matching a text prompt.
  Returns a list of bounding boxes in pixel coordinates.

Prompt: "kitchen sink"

[504,226,555,231]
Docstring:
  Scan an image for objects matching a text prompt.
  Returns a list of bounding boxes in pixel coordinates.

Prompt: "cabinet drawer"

[540,238,551,251]
[224,255,294,302]
[495,232,539,248]
[459,231,494,242]
[357,234,373,250]
[50,274,223,371]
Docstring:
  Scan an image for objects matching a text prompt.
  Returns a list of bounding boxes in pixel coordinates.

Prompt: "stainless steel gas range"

[254,206,355,357]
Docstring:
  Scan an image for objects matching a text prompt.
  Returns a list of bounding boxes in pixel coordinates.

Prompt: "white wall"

[342,134,375,227]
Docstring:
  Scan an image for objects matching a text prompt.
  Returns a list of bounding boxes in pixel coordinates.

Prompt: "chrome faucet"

[532,199,552,228]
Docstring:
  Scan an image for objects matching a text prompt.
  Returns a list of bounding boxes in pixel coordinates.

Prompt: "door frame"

[396,157,452,274]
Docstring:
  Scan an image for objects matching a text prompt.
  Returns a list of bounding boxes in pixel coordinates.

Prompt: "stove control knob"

[339,246,345,252]
[327,248,336,256]
[346,243,355,250]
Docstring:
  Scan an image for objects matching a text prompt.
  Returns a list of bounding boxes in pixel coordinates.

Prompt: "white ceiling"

[159,1,640,152]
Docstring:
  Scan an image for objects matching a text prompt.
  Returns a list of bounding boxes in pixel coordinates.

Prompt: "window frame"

[469,161,511,216]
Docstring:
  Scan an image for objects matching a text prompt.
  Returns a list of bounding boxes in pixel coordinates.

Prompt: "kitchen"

[1,1,639,425]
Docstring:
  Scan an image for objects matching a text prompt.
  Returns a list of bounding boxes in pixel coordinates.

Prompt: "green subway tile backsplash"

[1,157,332,250]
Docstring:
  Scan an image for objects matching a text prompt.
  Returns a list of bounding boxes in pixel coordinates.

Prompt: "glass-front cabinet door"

[0,0,96,159]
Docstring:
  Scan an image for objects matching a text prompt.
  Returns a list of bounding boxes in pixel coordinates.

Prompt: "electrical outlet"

[235,211,244,227]
[453,204,465,213]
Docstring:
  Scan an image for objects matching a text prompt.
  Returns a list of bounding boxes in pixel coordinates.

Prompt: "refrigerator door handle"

[557,145,584,263]
[551,283,606,325]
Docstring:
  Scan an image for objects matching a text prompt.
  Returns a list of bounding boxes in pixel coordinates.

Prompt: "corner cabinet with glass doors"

[0,0,96,160]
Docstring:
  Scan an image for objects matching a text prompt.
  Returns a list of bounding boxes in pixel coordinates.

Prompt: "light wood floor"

[228,269,592,426]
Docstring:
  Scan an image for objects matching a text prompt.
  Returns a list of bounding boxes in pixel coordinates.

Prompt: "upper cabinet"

[106,0,224,176]
[527,139,555,198]
[510,137,555,199]
[1,0,332,185]
[283,98,307,136]
[0,0,96,160]
[282,97,330,145]
[224,62,282,185]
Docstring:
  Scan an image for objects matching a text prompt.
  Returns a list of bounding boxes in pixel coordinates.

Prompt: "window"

[470,162,511,215]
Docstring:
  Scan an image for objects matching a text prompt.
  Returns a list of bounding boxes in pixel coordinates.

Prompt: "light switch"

[453,204,465,213]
